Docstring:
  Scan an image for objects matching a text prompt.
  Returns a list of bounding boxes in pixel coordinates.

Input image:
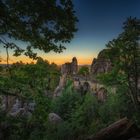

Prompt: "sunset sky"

[0,0,140,65]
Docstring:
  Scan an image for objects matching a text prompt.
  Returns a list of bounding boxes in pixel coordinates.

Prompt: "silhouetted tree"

[0,0,78,59]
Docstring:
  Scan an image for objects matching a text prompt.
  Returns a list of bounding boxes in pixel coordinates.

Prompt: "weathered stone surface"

[59,74,67,87]
[61,57,78,75]
[54,75,66,97]
[71,57,78,74]
[91,49,112,75]
[48,113,62,125]
[56,57,78,96]
[10,99,21,113]
[27,102,36,112]
[9,108,32,117]
[9,99,35,117]
[97,87,107,102]
[54,86,64,97]
[61,62,72,74]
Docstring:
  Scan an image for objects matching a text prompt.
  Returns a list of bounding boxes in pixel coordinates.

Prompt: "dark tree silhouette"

[0,0,78,59]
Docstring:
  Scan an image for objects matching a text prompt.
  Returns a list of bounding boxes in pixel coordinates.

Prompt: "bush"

[51,80,82,120]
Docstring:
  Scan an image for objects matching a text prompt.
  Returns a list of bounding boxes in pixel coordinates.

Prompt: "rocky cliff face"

[61,57,78,75]
[91,49,112,75]
[71,57,78,74]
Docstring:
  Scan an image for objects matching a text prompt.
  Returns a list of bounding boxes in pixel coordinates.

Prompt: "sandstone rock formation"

[9,99,35,117]
[54,74,66,97]
[61,57,78,75]
[91,49,112,75]
[9,108,32,117]
[97,87,107,102]
[71,57,78,74]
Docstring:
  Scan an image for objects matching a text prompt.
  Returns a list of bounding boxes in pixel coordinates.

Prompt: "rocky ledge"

[91,49,112,75]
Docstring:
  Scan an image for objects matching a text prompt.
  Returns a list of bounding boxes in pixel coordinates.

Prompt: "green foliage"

[0,17,140,140]
[49,90,131,140]
[106,17,140,110]
[97,68,128,87]
[69,93,99,139]
[97,17,140,124]
[0,59,60,139]
[0,58,60,98]
[0,0,78,58]
[0,73,139,140]
[78,66,89,76]
[51,79,82,120]
[0,5,78,139]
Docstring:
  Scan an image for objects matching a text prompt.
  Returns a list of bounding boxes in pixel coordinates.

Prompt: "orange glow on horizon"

[0,45,98,65]
[0,55,95,65]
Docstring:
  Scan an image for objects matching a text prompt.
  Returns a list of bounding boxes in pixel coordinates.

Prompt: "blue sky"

[1,0,140,64]
[71,0,140,52]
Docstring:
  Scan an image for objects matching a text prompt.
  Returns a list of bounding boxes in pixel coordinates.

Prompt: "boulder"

[48,113,63,125]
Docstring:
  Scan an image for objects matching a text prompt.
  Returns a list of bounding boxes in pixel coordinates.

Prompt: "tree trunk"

[87,117,140,140]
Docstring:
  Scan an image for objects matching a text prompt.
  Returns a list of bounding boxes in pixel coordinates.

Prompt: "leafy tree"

[51,79,82,120]
[0,59,60,139]
[0,58,60,110]
[105,17,140,110]
[65,93,99,139]
[0,0,78,59]
[0,1,78,138]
